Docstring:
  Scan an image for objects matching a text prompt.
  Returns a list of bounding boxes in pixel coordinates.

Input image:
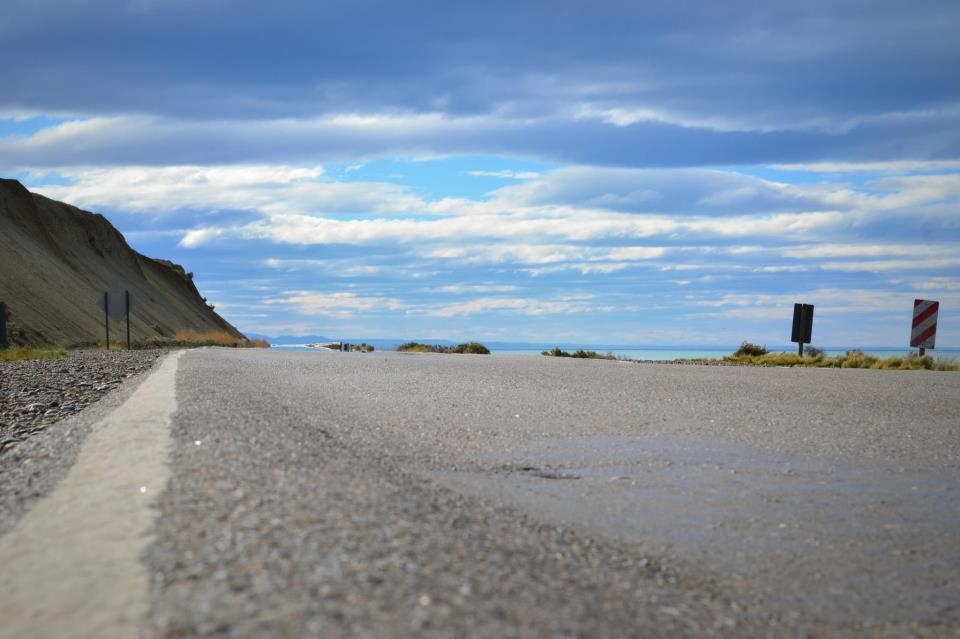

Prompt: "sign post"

[125,290,131,350]
[99,292,110,349]
[910,299,939,356]
[791,303,814,356]
[98,286,133,349]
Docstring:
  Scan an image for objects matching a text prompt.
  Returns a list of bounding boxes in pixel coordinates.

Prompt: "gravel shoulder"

[0,349,165,537]
[1,349,163,454]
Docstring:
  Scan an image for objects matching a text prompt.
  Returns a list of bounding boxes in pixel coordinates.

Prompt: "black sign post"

[102,292,110,349]
[0,302,8,348]
[125,290,132,350]
[98,286,133,349]
[791,303,814,356]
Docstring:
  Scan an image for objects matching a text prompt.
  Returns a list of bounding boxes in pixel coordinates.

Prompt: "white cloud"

[427,296,599,318]
[690,288,960,319]
[820,258,960,272]
[465,169,540,179]
[263,291,406,319]
[436,284,521,294]
[773,160,960,173]
[911,278,960,292]
[779,243,955,259]
[29,164,430,218]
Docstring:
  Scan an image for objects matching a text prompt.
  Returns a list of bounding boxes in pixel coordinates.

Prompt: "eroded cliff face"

[0,178,244,345]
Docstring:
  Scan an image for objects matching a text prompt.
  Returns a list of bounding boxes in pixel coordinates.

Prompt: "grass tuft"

[0,345,67,361]
[725,347,958,371]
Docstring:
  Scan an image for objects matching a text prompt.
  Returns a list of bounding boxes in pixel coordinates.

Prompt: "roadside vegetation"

[541,347,616,360]
[342,342,375,353]
[396,341,490,354]
[1,330,268,360]
[164,330,270,348]
[0,345,67,362]
[726,342,958,371]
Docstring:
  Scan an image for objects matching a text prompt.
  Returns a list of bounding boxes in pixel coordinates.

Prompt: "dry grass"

[172,330,270,349]
[0,345,67,361]
[725,349,958,371]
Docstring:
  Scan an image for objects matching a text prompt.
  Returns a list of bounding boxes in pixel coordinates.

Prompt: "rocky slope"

[0,178,243,346]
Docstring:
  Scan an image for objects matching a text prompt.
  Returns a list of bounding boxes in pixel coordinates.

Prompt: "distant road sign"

[97,286,133,321]
[911,299,939,349]
[791,303,814,344]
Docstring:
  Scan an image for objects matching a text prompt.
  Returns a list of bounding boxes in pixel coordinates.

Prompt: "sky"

[2,0,959,347]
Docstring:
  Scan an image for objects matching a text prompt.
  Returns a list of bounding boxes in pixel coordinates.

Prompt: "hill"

[0,179,244,346]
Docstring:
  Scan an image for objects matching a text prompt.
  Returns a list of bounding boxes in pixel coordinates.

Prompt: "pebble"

[0,349,162,454]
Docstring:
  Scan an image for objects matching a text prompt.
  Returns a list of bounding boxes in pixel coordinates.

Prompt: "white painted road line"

[0,351,180,639]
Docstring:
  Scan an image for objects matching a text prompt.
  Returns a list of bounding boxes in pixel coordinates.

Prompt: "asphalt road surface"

[2,348,959,638]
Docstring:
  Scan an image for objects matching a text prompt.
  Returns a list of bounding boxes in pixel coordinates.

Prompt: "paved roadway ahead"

[3,348,960,638]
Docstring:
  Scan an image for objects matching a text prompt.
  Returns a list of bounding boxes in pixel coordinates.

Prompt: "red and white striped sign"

[911,299,939,349]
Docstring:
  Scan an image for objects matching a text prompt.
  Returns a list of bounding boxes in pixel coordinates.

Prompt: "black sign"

[791,303,814,345]
[97,286,133,321]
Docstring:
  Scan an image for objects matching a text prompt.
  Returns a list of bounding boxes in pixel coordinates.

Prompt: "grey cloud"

[489,167,832,215]
[1,0,958,134]
[3,107,960,170]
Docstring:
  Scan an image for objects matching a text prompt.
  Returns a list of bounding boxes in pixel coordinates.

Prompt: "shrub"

[397,342,437,353]
[343,342,375,353]
[451,342,490,354]
[397,341,489,354]
[805,345,825,358]
[542,347,614,360]
[733,341,768,357]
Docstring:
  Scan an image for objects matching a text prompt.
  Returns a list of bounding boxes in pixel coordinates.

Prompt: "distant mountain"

[266,335,334,345]
[264,336,459,349]
[0,178,244,346]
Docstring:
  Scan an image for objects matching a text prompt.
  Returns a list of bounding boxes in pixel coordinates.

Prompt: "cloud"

[436,284,521,294]
[689,288,960,318]
[427,296,600,318]
[263,291,406,319]
[465,169,540,179]
[4,1,959,130]
[779,243,959,259]
[27,164,426,217]
[4,105,960,171]
[23,163,956,266]
[819,258,960,272]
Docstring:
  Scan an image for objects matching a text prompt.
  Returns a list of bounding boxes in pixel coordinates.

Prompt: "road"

[2,348,959,638]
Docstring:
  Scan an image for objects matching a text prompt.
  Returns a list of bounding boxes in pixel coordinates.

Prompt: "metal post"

[0,302,7,348]
[125,290,131,350]
[919,347,926,357]
[798,342,804,357]
[104,292,110,350]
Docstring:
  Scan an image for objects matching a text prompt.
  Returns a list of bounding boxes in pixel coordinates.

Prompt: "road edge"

[0,350,181,639]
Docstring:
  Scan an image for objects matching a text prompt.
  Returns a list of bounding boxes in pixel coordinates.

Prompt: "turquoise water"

[272,343,960,361]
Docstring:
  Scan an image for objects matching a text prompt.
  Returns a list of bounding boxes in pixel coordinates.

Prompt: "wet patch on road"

[435,435,960,628]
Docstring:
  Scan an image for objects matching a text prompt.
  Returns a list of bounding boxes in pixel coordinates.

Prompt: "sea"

[269,341,960,361]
